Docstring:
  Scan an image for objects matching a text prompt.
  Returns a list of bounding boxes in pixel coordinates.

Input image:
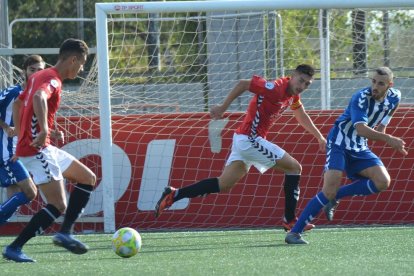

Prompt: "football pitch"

[1,227,413,275]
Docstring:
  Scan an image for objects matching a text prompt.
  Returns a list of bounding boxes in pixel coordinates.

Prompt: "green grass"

[1,227,413,275]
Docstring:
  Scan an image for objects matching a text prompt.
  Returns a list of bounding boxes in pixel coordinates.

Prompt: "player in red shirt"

[3,39,95,263]
[155,64,326,231]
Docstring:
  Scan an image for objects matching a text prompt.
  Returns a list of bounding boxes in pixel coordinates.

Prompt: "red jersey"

[16,67,62,156]
[236,75,302,139]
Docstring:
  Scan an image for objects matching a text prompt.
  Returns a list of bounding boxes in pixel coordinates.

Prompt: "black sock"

[60,183,93,234]
[10,204,61,248]
[283,174,300,222]
[174,178,220,202]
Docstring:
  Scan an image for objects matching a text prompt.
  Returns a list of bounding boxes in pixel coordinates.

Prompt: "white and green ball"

[112,227,142,258]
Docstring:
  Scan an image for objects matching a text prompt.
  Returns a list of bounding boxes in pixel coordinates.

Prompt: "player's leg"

[3,148,65,262]
[292,169,342,232]
[155,134,250,218]
[271,151,305,229]
[52,148,95,254]
[0,161,37,225]
[58,152,96,234]
[155,160,248,218]
[3,179,63,262]
[285,169,341,244]
[249,137,313,231]
[335,168,388,200]
[286,142,344,244]
[323,150,386,220]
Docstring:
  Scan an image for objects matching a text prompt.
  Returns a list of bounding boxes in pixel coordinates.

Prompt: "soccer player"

[285,67,408,245]
[2,39,96,263]
[155,64,327,231]
[0,55,43,225]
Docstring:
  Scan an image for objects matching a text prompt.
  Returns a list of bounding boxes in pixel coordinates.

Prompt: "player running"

[155,64,326,231]
[285,67,407,244]
[2,39,96,262]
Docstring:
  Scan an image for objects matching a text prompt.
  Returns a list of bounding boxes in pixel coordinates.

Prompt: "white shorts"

[225,133,286,174]
[19,145,75,185]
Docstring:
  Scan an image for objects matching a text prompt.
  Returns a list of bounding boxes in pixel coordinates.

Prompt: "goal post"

[96,4,115,233]
[93,0,414,232]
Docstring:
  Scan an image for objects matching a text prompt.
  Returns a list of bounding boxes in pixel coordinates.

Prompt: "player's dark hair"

[375,67,393,80]
[294,64,315,77]
[23,55,44,70]
[59,38,89,60]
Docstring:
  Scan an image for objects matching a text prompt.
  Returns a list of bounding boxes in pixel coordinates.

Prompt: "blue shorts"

[0,159,30,188]
[324,141,383,180]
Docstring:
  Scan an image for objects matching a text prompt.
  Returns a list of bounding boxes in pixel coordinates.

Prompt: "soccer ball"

[112,227,142,258]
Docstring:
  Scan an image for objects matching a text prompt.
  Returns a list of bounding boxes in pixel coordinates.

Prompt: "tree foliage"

[6,0,414,79]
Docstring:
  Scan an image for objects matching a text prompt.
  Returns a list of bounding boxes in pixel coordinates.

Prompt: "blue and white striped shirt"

[0,84,22,162]
[328,86,401,152]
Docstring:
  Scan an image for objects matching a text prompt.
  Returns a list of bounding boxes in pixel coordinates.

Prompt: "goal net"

[91,0,414,232]
[1,1,413,234]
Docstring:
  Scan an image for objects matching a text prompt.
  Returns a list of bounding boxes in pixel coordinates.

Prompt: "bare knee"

[372,177,390,192]
[277,155,302,175]
[217,178,237,192]
[25,188,37,201]
[18,180,38,201]
[53,202,67,214]
[289,161,302,175]
[322,170,343,200]
[87,172,97,186]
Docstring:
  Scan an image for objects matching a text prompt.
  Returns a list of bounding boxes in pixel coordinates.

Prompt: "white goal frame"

[95,0,414,233]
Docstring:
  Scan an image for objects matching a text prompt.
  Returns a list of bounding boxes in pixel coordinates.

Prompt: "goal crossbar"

[96,0,414,14]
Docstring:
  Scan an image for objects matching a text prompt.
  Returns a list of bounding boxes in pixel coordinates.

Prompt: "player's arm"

[355,123,407,155]
[0,118,14,137]
[293,106,326,152]
[376,103,399,133]
[31,89,49,148]
[351,92,406,155]
[12,97,24,137]
[0,88,16,137]
[210,79,250,119]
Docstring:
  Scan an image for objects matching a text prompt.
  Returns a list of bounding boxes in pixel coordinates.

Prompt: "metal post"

[0,0,12,88]
[95,4,116,233]
[77,0,85,41]
[319,9,331,110]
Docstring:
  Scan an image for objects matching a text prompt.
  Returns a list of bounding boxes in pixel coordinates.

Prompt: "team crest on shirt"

[50,79,59,88]
[265,82,274,90]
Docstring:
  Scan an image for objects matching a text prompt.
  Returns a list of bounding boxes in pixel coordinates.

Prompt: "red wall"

[1,109,413,233]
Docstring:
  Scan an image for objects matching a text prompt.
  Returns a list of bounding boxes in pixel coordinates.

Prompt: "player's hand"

[4,126,16,137]
[11,154,18,162]
[210,105,225,120]
[30,130,47,148]
[318,137,327,153]
[51,129,65,144]
[386,135,408,156]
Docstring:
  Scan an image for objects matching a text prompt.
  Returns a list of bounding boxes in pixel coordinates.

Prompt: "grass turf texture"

[1,227,413,275]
